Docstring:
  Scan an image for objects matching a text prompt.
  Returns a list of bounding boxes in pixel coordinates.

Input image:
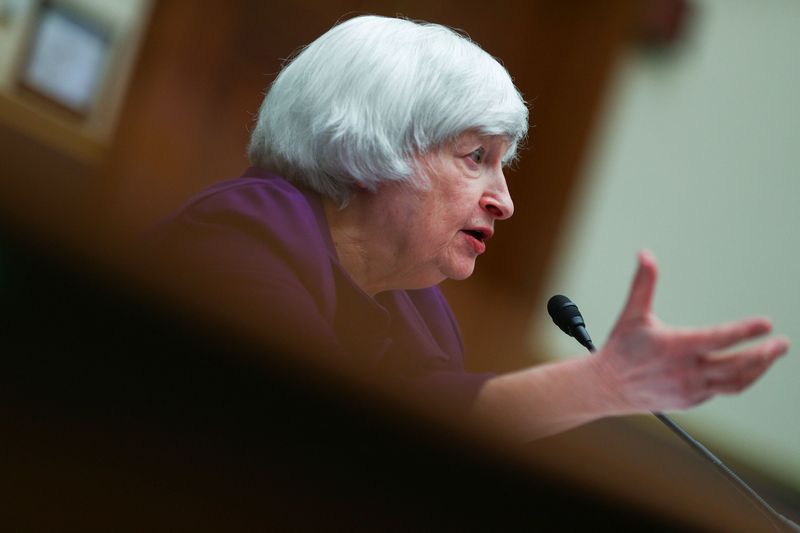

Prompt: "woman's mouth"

[461,229,489,253]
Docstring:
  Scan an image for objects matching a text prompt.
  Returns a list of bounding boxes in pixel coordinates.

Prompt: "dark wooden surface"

[0,223,707,532]
[1,210,795,532]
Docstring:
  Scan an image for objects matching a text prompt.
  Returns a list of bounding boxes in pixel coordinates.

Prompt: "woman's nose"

[480,175,514,220]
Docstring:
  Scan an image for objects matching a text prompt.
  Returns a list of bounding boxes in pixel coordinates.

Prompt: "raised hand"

[594,250,789,414]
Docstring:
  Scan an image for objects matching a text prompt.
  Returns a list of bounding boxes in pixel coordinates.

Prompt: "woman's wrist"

[471,354,632,441]
[583,351,632,417]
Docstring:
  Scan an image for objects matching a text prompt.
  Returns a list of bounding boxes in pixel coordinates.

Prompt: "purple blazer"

[149,167,493,411]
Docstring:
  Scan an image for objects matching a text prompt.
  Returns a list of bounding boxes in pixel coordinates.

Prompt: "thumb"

[618,250,658,323]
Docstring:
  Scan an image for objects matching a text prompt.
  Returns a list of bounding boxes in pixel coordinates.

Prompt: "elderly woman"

[150,15,787,441]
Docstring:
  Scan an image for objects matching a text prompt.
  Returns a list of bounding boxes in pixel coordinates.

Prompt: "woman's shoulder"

[143,168,340,320]
[176,168,319,231]
[157,169,331,251]
[146,168,336,282]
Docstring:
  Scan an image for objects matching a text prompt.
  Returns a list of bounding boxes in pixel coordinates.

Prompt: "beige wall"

[535,0,800,488]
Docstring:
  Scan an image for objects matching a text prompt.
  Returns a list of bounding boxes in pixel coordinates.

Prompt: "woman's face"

[371,133,514,290]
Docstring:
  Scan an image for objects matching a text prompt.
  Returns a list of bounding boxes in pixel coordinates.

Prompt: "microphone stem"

[653,412,798,531]
[585,345,798,532]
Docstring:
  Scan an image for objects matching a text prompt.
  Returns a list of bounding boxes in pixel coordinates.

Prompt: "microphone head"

[547,294,585,337]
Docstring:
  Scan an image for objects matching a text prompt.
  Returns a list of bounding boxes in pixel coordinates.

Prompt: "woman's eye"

[468,147,485,164]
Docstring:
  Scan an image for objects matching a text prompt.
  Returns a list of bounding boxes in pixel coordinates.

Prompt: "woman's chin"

[444,260,477,281]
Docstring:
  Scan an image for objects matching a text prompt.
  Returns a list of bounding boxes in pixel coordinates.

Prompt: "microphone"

[547,295,594,351]
[547,294,800,532]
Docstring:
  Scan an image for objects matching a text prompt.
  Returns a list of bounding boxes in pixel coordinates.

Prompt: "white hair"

[247,15,528,205]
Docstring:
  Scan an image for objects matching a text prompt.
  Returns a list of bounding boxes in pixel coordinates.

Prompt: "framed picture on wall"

[18,2,111,117]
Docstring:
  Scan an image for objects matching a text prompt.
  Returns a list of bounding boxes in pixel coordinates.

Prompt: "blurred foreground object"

[0,207,794,532]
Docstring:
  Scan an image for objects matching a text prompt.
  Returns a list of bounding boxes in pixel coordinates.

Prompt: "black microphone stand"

[578,338,800,532]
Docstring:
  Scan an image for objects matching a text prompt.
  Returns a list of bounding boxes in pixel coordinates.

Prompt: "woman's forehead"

[451,132,511,150]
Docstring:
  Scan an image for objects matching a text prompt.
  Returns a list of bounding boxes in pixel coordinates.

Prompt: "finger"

[675,317,773,353]
[708,367,770,395]
[618,250,658,323]
[701,336,788,379]
[702,336,789,393]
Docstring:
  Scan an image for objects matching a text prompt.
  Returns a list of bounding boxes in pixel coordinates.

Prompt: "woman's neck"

[323,196,392,297]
